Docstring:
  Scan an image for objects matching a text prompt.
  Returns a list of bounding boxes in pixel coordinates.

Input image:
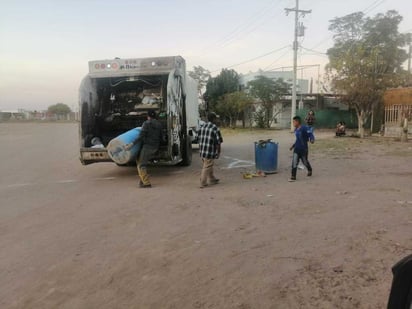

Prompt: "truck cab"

[79,56,199,166]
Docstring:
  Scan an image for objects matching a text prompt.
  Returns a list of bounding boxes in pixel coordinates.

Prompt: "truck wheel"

[181,137,192,166]
[387,254,412,309]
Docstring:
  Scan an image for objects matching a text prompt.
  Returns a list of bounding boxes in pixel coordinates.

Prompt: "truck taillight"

[100,63,106,69]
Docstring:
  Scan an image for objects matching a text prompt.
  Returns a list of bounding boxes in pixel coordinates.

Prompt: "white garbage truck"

[78,56,199,166]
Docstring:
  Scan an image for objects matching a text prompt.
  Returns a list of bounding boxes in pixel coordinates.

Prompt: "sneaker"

[288,178,296,182]
[307,171,312,177]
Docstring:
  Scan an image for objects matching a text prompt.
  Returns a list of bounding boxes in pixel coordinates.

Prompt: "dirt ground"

[1,123,412,309]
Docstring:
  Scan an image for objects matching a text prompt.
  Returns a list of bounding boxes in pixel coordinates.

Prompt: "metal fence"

[385,105,412,125]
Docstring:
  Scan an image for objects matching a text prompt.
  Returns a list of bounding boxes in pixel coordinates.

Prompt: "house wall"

[383,88,412,137]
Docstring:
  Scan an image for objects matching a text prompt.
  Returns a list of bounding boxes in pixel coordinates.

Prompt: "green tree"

[248,76,290,128]
[48,103,71,117]
[204,69,240,111]
[326,10,409,137]
[188,66,211,98]
[215,91,253,128]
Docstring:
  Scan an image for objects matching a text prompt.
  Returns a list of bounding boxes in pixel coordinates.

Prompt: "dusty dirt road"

[1,122,412,309]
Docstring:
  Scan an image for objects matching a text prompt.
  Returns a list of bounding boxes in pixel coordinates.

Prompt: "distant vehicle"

[78,56,199,166]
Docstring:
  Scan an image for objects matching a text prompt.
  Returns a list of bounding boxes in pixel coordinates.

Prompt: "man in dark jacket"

[126,110,162,188]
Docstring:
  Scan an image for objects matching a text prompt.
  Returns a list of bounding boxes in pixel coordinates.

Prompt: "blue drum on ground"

[254,140,278,174]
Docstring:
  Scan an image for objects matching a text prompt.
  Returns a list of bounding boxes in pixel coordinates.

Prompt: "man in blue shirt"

[289,116,315,182]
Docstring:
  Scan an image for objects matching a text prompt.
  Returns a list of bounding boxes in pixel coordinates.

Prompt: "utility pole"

[285,0,311,131]
[408,35,411,74]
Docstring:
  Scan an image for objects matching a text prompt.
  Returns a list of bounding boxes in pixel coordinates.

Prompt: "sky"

[0,0,411,111]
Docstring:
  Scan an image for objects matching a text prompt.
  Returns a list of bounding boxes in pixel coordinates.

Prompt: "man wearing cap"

[198,112,223,188]
[126,110,162,188]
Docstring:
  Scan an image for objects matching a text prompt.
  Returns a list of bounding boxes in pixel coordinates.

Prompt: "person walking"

[305,110,316,134]
[289,116,315,182]
[198,112,223,188]
[125,110,162,188]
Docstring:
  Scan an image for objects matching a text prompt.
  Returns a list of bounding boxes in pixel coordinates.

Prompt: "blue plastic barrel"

[107,127,142,165]
[255,140,278,173]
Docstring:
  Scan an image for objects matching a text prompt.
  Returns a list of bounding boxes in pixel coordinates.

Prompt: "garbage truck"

[78,56,199,166]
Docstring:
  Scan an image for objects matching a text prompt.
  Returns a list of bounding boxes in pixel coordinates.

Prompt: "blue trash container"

[107,127,142,165]
[255,140,278,174]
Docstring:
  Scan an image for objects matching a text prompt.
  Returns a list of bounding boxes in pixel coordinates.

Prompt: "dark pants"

[291,149,312,179]
[136,145,158,185]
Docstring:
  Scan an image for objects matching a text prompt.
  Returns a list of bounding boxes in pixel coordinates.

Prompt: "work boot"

[138,166,151,187]
[209,178,220,185]
[138,180,151,188]
[139,183,152,188]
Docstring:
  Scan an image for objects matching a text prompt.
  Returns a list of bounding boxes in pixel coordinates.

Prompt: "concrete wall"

[385,125,412,137]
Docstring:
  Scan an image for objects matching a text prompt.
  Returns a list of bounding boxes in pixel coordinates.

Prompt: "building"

[384,87,412,137]
[238,70,307,128]
[240,70,309,93]
[0,109,30,121]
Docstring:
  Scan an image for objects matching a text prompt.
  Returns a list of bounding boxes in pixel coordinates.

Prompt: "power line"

[210,45,290,73]
[197,0,281,55]
[363,0,384,14]
[364,0,387,15]
[307,0,388,52]
[263,48,292,70]
[220,0,287,48]
[300,46,327,55]
[217,1,276,43]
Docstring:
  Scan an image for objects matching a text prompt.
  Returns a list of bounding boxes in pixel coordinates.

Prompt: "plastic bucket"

[107,127,142,165]
[254,140,278,174]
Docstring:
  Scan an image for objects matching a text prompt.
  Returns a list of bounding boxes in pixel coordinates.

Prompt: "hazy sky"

[1,0,411,111]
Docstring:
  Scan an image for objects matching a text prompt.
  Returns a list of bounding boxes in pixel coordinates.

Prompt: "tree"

[48,103,71,117]
[248,76,290,128]
[215,91,253,128]
[188,66,211,98]
[204,69,240,111]
[326,10,409,138]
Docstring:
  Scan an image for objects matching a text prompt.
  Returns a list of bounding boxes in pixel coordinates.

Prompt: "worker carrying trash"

[125,110,162,188]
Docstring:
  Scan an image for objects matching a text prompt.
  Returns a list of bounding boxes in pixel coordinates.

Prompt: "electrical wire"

[362,0,383,14]
[363,0,387,15]
[219,0,287,48]
[215,1,275,45]
[263,48,292,71]
[300,46,327,55]
[197,0,280,55]
[210,45,290,73]
[307,0,388,52]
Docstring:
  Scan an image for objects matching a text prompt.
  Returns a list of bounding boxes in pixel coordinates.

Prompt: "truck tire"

[180,137,192,166]
[387,254,412,309]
